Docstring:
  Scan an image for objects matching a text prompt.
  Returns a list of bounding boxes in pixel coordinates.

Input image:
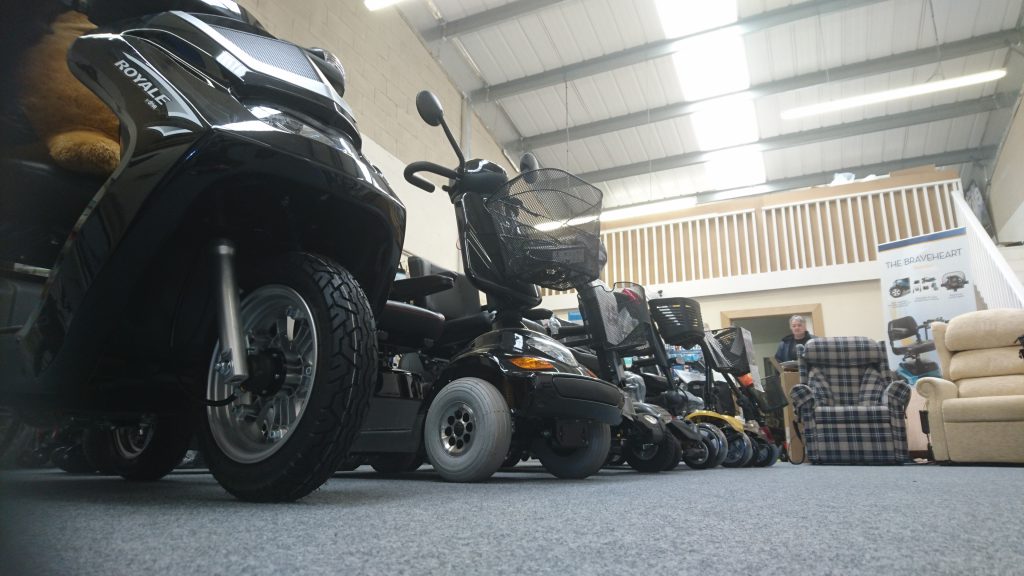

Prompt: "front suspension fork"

[211,239,249,386]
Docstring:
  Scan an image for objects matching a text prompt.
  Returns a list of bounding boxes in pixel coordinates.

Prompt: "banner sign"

[878,227,975,384]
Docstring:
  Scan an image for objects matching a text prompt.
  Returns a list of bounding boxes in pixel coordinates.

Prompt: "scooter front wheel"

[200,252,376,502]
[721,428,754,468]
[424,377,512,482]
[532,422,610,479]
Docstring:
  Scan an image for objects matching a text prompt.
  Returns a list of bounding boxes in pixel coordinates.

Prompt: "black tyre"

[691,422,728,468]
[424,377,512,482]
[755,443,781,467]
[662,433,683,471]
[52,444,97,474]
[82,416,193,481]
[369,453,423,475]
[682,432,714,470]
[721,428,754,468]
[625,433,678,473]
[533,422,610,479]
[889,287,902,298]
[200,252,376,502]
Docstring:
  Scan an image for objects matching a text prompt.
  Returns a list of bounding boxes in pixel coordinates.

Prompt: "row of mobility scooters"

[0,0,776,502]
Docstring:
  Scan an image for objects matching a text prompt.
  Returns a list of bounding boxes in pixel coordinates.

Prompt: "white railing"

[951,191,1024,309]
[543,178,963,296]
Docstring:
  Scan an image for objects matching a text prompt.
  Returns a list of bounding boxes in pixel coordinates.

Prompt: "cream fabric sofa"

[916,309,1024,463]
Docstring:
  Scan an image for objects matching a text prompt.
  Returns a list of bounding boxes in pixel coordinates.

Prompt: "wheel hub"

[243,350,287,397]
[207,285,318,464]
[440,403,475,456]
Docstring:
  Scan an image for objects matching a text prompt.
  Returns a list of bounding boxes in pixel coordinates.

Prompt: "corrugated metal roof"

[398,0,1023,209]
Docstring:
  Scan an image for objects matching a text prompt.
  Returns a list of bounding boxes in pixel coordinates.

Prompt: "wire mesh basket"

[583,282,651,352]
[485,168,603,291]
[648,297,704,347]
[704,327,757,380]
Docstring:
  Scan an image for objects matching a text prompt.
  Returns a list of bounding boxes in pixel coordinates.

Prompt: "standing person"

[774,315,815,363]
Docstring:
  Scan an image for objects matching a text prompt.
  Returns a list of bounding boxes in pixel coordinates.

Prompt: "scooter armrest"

[390,274,455,301]
[523,308,553,321]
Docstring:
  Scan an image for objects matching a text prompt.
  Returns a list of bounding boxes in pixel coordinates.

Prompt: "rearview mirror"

[519,152,539,173]
[416,91,444,127]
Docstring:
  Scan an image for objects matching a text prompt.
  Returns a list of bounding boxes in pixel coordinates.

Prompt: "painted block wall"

[237,0,513,269]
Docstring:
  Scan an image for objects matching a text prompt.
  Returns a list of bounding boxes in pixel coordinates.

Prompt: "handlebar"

[404,161,460,193]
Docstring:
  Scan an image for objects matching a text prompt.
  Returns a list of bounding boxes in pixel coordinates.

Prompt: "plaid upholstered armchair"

[790,337,912,464]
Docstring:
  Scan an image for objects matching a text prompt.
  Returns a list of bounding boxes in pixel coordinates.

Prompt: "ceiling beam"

[576,91,1016,184]
[518,28,1023,150]
[695,145,997,204]
[421,0,572,42]
[470,0,886,103]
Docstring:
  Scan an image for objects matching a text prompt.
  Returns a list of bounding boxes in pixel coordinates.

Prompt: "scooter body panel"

[686,410,746,433]
[434,328,623,426]
[3,11,406,406]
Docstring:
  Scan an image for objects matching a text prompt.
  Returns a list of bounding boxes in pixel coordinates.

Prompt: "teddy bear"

[14,8,120,176]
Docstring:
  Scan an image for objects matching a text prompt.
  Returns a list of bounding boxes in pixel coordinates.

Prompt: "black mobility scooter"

[347,91,623,482]
[0,1,403,501]
[560,280,709,472]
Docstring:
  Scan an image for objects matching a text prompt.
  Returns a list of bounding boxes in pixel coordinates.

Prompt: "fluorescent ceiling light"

[703,146,766,190]
[534,215,599,232]
[600,197,698,223]
[365,0,402,11]
[690,95,760,150]
[781,69,1007,119]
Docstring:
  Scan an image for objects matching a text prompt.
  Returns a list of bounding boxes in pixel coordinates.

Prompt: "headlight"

[525,335,578,367]
[247,105,336,146]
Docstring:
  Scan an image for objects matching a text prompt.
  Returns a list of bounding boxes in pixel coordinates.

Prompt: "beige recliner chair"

[916,309,1024,463]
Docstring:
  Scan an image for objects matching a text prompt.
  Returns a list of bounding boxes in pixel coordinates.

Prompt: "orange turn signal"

[508,356,557,371]
[738,373,754,387]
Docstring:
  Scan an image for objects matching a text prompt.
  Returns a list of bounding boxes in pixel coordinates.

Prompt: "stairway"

[999,244,1024,288]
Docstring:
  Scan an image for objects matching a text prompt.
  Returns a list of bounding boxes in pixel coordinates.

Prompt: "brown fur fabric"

[16,11,120,175]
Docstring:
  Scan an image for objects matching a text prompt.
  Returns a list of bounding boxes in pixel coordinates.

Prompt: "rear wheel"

[625,432,678,473]
[533,422,610,479]
[424,378,512,482]
[200,252,376,502]
[82,416,193,481]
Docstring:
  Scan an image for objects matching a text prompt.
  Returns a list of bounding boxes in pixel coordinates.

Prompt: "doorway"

[720,304,824,375]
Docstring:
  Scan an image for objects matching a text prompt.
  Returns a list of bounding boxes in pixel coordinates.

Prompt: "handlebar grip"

[555,324,589,337]
[403,165,435,192]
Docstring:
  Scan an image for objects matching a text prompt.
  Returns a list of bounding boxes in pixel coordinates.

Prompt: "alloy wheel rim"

[439,402,476,456]
[113,425,153,460]
[207,285,318,464]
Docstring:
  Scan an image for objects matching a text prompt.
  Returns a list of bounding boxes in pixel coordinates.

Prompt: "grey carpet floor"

[0,463,1021,576]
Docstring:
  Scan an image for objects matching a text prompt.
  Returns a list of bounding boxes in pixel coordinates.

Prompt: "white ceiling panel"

[402,0,1023,211]
[430,0,519,22]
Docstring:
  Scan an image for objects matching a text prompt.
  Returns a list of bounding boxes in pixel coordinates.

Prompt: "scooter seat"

[894,341,936,356]
[378,300,445,349]
[640,371,670,395]
[433,311,493,351]
[571,348,601,374]
[0,159,102,268]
